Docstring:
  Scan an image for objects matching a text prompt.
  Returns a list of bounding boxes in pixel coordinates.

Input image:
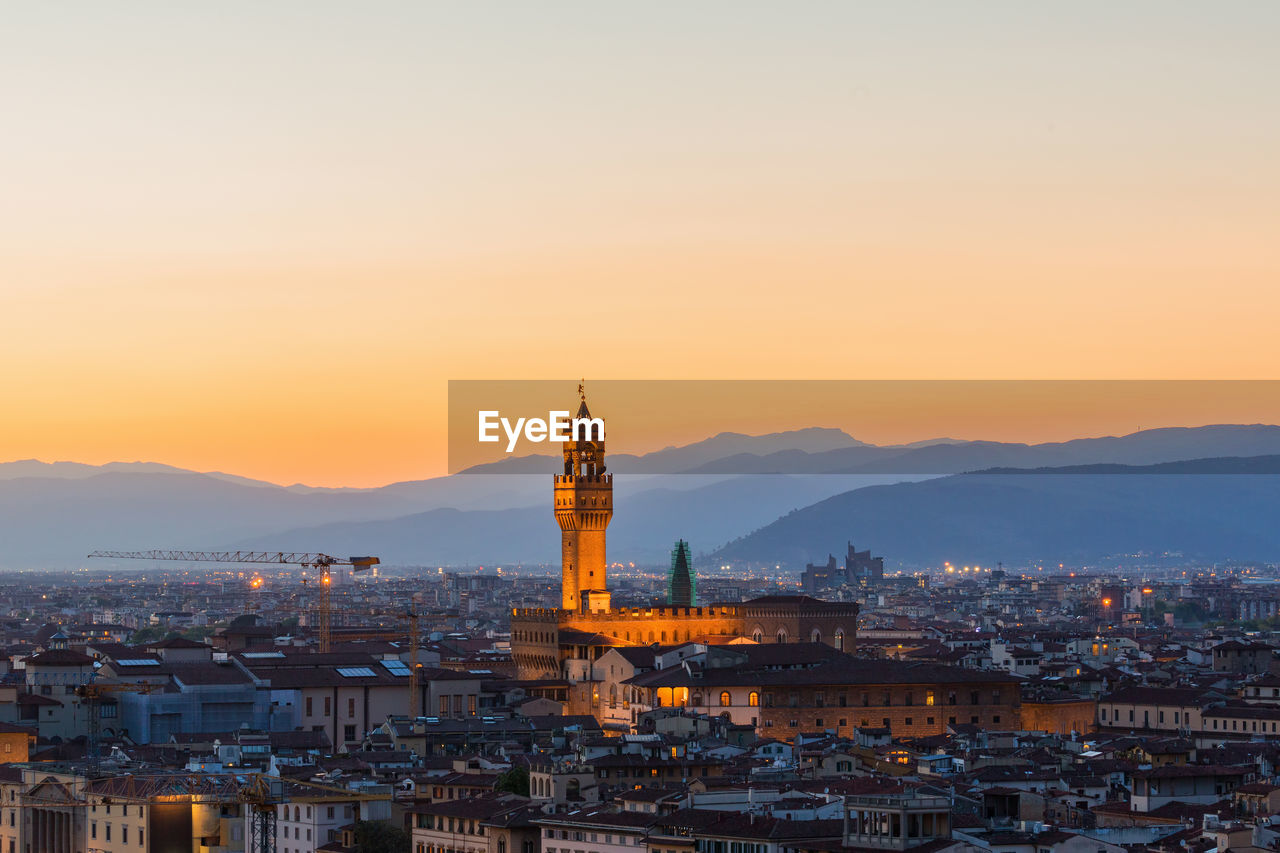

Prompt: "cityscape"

[6,393,1280,853]
[4,3,1280,853]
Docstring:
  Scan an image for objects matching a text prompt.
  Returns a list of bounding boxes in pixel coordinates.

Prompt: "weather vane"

[578,378,585,401]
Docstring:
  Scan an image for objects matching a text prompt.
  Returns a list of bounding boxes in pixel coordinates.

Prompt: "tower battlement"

[553,473,612,485]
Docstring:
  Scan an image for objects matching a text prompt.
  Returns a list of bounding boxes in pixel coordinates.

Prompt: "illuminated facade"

[510,391,860,680]
[554,395,612,612]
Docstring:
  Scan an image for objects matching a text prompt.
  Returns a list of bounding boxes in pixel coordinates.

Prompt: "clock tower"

[554,390,612,612]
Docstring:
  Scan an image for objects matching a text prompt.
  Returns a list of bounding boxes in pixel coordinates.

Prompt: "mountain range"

[4,423,1280,569]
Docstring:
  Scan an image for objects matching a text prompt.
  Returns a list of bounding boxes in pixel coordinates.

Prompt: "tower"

[554,390,612,612]
[668,540,695,607]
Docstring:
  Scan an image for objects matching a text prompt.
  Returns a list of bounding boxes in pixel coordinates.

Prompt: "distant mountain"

[682,425,1280,475]
[708,455,1280,568]
[6,424,1280,569]
[458,427,867,474]
[0,459,281,489]
[0,472,427,569]
[228,475,890,565]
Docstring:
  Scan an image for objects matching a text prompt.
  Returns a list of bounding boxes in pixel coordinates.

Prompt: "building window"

[719,692,731,707]
[324,696,331,716]
[348,697,356,717]
[748,692,759,707]
[926,691,935,706]
[306,697,313,716]
[344,725,356,742]
[834,630,845,651]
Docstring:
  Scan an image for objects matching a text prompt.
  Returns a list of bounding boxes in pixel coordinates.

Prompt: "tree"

[495,766,530,796]
[128,626,166,644]
[353,820,410,853]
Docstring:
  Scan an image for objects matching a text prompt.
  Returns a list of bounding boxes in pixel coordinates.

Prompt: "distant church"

[510,389,860,679]
[802,543,885,593]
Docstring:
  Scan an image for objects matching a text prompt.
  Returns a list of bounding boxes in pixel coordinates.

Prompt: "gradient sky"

[3,2,1278,486]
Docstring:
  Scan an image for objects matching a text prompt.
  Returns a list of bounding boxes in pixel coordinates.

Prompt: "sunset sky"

[3,2,1278,486]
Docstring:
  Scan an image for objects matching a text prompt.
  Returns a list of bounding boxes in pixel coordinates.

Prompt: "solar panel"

[336,666,377,678]
[115,658,161,666]
[381,659,411,676]
[242,652,286,659]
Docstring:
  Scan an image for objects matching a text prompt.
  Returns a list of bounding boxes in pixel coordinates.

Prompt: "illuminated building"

[511,390,860,681]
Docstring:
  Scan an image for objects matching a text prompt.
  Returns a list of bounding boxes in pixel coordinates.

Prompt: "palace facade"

[510,392,860,680]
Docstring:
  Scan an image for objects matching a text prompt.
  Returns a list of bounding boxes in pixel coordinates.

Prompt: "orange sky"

[2,3,1278,486]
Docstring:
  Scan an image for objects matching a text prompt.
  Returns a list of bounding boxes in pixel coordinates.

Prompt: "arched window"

[834,629,845,652]
[498,840,506,853]
[719,691,732,707]
[776,630,787,644]
[748,692,760,707]
[752,630,763,643]
[811,629,822,644]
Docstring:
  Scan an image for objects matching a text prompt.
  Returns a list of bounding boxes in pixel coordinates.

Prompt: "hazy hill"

[228,475,887,565]
[7,424,1280,569]
[708,456,1280,567]
[681,424,1280,475]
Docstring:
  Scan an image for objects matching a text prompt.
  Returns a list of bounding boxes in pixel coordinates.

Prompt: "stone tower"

[554,392,612,612]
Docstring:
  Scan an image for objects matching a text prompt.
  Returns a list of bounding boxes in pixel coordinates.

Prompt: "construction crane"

[88,550,380,653]
[238,773,285,853]
[74,677,153,777]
